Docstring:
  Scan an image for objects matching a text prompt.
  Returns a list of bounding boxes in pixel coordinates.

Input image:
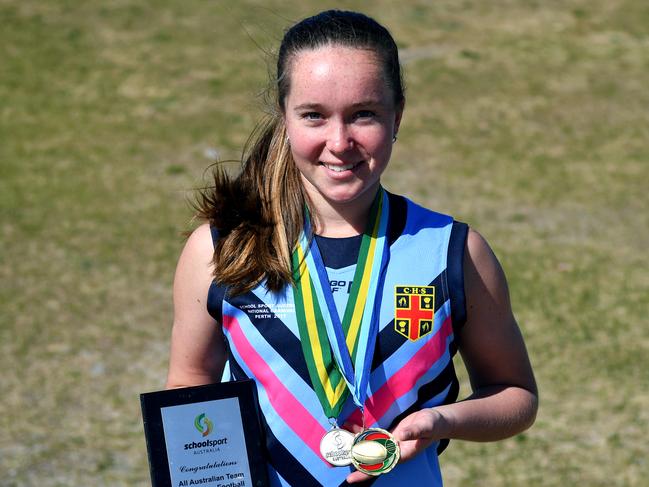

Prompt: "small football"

[351,440,388,464]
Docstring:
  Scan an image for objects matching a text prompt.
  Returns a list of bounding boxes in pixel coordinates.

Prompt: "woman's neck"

[307,185,380,238]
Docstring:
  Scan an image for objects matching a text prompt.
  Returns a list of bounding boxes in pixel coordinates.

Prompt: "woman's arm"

[347,228,538,482]
[433,228,538,440]
[166,223,227,389]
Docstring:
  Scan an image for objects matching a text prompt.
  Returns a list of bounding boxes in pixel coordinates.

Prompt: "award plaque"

[140,380,269,487]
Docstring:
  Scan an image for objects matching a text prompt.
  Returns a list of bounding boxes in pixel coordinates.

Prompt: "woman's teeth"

[322,161,361,172]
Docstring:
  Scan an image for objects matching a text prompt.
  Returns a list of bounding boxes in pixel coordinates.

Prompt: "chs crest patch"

[394,285,435,341]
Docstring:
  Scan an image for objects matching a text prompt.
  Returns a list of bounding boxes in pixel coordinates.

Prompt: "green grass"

[1,1,647,485]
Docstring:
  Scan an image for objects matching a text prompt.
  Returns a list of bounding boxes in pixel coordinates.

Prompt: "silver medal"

[320,428,355,466]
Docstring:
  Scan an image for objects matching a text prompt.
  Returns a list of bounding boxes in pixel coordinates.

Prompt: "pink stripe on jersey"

[349,317,454,427]
[222,314,327,460]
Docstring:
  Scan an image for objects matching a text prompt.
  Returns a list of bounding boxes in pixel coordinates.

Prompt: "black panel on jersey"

[207,226,226,322]
[315,234,362,269]
[209,225,220,246]
[448,221,469,335]
[386,192,408,246]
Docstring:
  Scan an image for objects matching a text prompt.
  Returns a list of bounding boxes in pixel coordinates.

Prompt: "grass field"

[1,1,647,485]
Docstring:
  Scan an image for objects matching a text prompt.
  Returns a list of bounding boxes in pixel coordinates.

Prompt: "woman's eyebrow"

[293,100,381,112]
[349,99,382,108]
[293,103,324,111]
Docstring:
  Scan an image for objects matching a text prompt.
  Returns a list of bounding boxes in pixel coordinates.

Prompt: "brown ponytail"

[194,115,305,295]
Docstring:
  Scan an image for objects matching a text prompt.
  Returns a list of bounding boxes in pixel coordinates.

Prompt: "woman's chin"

[318,184,381,210]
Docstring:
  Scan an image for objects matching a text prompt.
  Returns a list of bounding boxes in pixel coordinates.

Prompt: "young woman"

[166,10,537,486]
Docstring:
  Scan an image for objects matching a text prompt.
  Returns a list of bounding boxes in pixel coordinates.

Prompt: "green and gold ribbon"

[292,189,390,419]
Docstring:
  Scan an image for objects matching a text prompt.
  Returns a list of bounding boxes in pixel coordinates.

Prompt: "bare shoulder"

[464,228,509,298]
[462,226,515,337]
[181,222,215,266]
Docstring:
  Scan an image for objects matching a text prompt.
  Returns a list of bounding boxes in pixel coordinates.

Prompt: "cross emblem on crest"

[394,285,435,341]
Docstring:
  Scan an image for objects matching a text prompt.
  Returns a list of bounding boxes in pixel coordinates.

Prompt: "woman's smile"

[320,160,363,173]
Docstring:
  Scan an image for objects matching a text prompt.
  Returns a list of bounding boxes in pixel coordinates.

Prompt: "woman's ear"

[394,100,405,135]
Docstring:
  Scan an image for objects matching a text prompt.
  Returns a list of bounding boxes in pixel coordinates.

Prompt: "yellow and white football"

[351,440,388,464]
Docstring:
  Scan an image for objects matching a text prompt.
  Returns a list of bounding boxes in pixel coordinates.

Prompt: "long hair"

[195,10,404,295]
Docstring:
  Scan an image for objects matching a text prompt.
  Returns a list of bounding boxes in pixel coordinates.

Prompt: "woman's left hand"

[345,408,451,484]
[390,408,452,461]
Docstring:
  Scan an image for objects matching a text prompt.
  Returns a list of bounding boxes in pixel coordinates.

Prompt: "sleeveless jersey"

[207,193,468,487]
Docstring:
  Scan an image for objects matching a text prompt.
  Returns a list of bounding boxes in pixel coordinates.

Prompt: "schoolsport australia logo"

[185,413,227,451]
[194,413,213,437]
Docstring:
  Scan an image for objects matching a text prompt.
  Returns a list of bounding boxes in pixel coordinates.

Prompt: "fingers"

[346,470,373,484]
[393,410,442,462]
[397,437,432,462]
[392,410,435,441]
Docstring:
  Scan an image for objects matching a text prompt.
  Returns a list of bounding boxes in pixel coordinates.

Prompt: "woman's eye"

[302,112,322,120]
[354,110,376,120]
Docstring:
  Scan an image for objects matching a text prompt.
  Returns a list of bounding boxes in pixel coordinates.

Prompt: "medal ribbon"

[292,189,390,419]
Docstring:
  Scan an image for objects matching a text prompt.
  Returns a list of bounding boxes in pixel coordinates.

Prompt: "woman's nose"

[326,122,354,154]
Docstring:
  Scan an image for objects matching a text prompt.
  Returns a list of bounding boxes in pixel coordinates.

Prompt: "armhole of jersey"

[448,221,469,336]
[206,226,225,324]
[386,191,408,246]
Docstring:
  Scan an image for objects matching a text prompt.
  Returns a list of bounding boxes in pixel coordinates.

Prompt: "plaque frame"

[140,379,269,487]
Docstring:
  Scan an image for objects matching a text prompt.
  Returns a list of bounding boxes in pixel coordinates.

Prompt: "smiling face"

[283,45,403,216]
